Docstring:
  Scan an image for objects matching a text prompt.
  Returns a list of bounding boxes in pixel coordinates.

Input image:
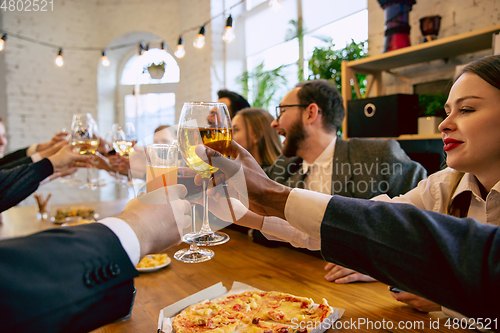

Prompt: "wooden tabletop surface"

[2,202,467,332]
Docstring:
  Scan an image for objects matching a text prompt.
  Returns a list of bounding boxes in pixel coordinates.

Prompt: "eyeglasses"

[275,104,309,121]
[274,104,321,121]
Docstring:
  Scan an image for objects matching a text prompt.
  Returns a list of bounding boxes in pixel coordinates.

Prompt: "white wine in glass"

[70,114,101,189]
[178,102,232,247]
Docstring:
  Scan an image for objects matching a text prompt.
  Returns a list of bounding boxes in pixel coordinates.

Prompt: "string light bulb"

[193,26,206,49]
[0,34,7,51]
[55,48,64,67]
[101,51,110,66]
[222,15,235,44]
[269,0,282,11]
[175,37,186,58]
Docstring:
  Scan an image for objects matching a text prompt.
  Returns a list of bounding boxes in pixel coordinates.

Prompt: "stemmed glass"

[110,123,136,186]
[177,102,232,246]
[70,114,100,189]
[174,155,214,263]
[60,126,82,186]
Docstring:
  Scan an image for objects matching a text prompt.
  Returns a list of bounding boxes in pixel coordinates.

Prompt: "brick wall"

[1,0,214,205]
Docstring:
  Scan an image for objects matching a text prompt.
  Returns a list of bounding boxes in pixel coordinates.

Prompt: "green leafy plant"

[418,92,447,117]
[237,62,288,110]
[308,39,367,99]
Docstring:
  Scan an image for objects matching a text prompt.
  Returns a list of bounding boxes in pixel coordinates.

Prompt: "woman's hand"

[324,263,377,283]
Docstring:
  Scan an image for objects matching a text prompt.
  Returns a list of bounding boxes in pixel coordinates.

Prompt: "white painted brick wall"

[1,0,214,206]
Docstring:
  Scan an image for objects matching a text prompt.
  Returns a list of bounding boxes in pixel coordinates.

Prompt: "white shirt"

[98,218,141,266]
[261,138,336,249]
[262,168,500,250]
[302,137,336,194]
[372,168,500,226]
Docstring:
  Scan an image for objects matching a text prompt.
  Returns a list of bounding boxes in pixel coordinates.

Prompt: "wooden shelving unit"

[341,23,500,140]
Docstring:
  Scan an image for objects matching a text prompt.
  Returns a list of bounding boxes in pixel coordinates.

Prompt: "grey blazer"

[267,138,427,199]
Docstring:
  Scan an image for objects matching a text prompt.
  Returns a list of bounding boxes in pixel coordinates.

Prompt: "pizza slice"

[215,291,268,324]
[171,299,240,333]
[240,317,300,333]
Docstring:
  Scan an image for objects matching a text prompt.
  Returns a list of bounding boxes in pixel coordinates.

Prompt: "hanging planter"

[145,61,166,79]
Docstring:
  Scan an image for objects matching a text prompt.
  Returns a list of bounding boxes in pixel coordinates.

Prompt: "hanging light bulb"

[193,26,206,49]
[0,34,7,52]
[222,15,235,44]
[55,48,64,67]
[269,0,282,11]
[101,51,110,66]
[175,37,186,58]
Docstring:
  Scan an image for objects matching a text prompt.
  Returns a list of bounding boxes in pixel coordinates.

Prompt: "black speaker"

[347,94,419,137]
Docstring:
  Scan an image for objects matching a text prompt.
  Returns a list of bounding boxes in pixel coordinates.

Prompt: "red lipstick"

[443,138,464,152]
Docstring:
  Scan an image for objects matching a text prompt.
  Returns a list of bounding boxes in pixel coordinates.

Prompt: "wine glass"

[60,126,82,186]
[110,123,136,186]
[174,154,215,263]
[70,114,100,189]
[177,102,232,246]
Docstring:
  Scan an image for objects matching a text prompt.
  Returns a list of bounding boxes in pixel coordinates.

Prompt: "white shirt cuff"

[26,144,38,157]
[261,216,321,251]
[284,188,332,241]
[30,152,42,163]
[99,217,141,266]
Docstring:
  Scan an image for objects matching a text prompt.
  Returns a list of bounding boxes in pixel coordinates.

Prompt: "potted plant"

[308,39,367,100]
[144,61,166,80]
[417,92,447,134]
[237,62,288,111]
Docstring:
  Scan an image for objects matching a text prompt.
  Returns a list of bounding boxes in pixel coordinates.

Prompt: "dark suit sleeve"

[0,223,139,333]
[0,147,29,166]
[320,196,500,321]
[0,156,33,170]
[0,158,54,212]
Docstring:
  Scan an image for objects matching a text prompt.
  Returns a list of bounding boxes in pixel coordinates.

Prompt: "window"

[242,0,368,106]
[121,48,180,85]
[119,48,179,142]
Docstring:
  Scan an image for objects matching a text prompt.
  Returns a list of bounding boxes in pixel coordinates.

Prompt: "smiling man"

[265,79,427,283]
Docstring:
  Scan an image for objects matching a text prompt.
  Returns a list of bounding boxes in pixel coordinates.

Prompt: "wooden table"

[0,199,128,239]
[1,202,467,332]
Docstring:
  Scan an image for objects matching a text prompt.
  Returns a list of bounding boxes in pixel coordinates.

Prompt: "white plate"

[137,255,171,273]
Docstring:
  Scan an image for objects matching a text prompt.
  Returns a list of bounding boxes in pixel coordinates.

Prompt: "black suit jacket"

[0,223,139,332]
[0,147,33,170]
[0,158,54,212]
[320,196,499,320]
[267,138,427,199]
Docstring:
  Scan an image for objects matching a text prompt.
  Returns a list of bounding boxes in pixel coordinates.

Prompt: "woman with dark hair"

[231,108,282,170]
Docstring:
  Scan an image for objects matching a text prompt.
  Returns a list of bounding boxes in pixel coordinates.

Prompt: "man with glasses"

[264,79,427,283]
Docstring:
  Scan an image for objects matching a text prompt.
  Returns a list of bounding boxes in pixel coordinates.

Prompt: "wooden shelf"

[396,133,442,140]
[345,24,500,73]
[341,24,500,140]
[349,134,442,141]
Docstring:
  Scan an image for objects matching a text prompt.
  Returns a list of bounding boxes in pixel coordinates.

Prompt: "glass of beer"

[177,102,232,247]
